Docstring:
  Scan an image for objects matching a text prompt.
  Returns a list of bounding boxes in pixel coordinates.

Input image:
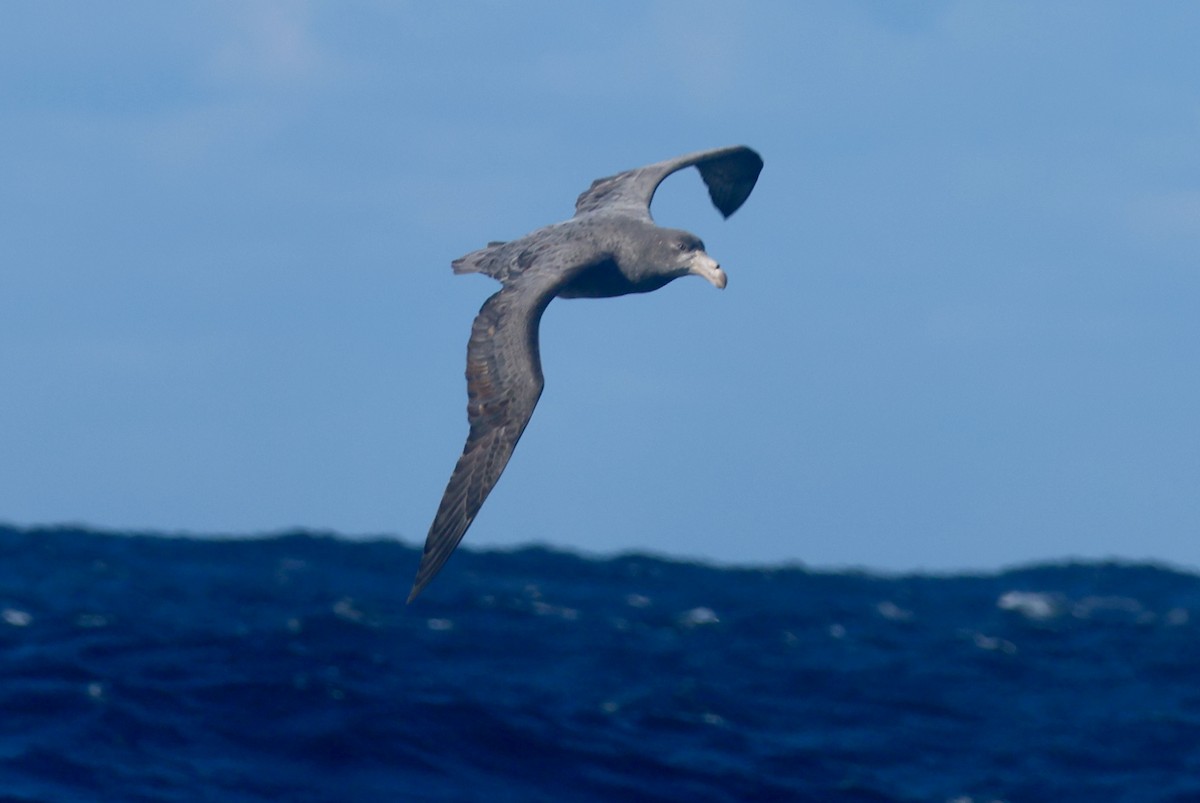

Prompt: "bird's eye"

[675,241,688,251]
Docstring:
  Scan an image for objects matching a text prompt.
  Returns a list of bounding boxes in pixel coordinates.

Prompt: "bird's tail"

[451,241,509,279]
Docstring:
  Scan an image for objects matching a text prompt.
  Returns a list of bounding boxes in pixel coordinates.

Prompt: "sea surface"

[1,525,1198,802]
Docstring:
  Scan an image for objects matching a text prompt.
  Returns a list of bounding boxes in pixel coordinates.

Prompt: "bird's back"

[450,220,604,287]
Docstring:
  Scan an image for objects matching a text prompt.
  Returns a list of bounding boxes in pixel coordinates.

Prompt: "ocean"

[1,524,1198,802]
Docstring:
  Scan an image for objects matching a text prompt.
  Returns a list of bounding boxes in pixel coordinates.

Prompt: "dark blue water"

[2,525,1199,802]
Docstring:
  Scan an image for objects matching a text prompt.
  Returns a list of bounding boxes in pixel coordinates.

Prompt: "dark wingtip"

[406,524,462,604]
[406,559,435,604]
[702,146,764,219]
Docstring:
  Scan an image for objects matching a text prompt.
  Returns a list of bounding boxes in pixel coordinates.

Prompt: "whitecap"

[1166,608,1189,626]
[624,593,652,608]
[973,632,1017,654]
[332,597,364,623]
[678,607,719,627]
[532,601,579,620]
[2,608,31,627]
[997,591,1061,621]
[877,601,914,622]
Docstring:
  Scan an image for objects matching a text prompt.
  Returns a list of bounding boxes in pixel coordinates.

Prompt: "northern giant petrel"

[409,146,763,602]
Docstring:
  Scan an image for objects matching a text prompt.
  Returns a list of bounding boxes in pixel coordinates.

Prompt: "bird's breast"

[558,258,634,298]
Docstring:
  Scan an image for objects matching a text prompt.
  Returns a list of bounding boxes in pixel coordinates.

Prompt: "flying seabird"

[408,145,763,602]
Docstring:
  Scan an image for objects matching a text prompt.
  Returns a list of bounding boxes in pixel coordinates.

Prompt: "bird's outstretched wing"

[574,145,763,220]
[408,283,553,602]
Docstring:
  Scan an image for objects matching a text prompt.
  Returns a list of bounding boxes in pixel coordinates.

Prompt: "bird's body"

[409,145,763,602]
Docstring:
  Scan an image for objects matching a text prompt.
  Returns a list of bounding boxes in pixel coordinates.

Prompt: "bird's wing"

[408,276,560,602]
[574,145,763,220]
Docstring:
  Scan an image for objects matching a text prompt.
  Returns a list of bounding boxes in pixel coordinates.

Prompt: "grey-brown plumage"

[409,145,763,602]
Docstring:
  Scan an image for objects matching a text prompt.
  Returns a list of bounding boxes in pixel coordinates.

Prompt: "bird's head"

[650,229,727,289]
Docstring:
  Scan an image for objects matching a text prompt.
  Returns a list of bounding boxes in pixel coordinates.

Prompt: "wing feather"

[573,145,763,220]
[408,284,550,602]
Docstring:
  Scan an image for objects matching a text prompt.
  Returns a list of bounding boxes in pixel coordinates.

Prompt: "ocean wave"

[2,524,1199,801]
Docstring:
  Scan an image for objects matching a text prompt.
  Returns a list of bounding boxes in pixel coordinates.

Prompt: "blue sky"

[2,2,1198,572]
